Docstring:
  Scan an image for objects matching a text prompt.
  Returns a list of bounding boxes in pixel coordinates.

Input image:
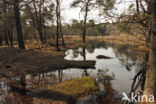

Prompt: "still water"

[0,41,145,104]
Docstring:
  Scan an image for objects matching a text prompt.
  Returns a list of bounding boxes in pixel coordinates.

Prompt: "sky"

[60,0,136,24]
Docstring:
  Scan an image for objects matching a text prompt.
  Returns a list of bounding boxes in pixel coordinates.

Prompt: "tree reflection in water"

[76,68,119,104]
[96,68,121,104]
[109,43,148,102]
[111,44,143,72]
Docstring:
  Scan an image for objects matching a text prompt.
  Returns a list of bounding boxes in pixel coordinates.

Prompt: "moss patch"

[46,76,99,98]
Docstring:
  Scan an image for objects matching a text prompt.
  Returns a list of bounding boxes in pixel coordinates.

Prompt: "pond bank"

[0,47,95,78]
[63,34,145,46]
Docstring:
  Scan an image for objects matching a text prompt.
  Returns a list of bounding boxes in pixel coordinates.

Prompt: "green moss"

[47,76,99,98]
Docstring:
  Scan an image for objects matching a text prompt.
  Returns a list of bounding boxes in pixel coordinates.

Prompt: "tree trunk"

[8,25,14,47]
[82,0,89,43]
[43,24,47,44]
[0,32,3,45]
[144,0,156,97]
[43,2,47,44]
[136,0,140,14]
[58,8,65,46]
[13,0,25,49]
[39,0,44,44]
[56,0,60,51]
[4,31,9,45]
[32,0,44,44]
[2,0,9,45]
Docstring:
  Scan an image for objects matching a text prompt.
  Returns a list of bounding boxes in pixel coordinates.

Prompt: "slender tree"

[42,1,47,44]
[136,0,140,14]
[82,0,89,43]
[58,3,65,46]
[13,0,25,49]
[2,0,9,45]
[0,32,3,45]
[7,24,13,47]
[71,0,91,43]
[32,0,44,44]
[56,0,60,50]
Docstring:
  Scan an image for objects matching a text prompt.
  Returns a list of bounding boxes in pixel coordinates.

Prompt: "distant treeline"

[0,0,144,48]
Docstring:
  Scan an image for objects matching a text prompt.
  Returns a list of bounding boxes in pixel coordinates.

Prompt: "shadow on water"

[0,40,147,104]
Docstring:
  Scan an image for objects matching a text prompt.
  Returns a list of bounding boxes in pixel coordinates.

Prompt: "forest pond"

[0,40,145,104]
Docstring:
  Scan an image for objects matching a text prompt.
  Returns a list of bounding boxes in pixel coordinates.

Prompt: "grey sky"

[60,0,136,24]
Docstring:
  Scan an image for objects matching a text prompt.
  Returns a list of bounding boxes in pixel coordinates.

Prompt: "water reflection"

[65,41,144,93]
[96,69,120,104]
[77,68,118,104]
[0,40,145,104]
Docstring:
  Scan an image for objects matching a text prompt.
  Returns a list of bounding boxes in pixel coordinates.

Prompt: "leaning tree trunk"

[13,0,25,49]
[144,0,156,97]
